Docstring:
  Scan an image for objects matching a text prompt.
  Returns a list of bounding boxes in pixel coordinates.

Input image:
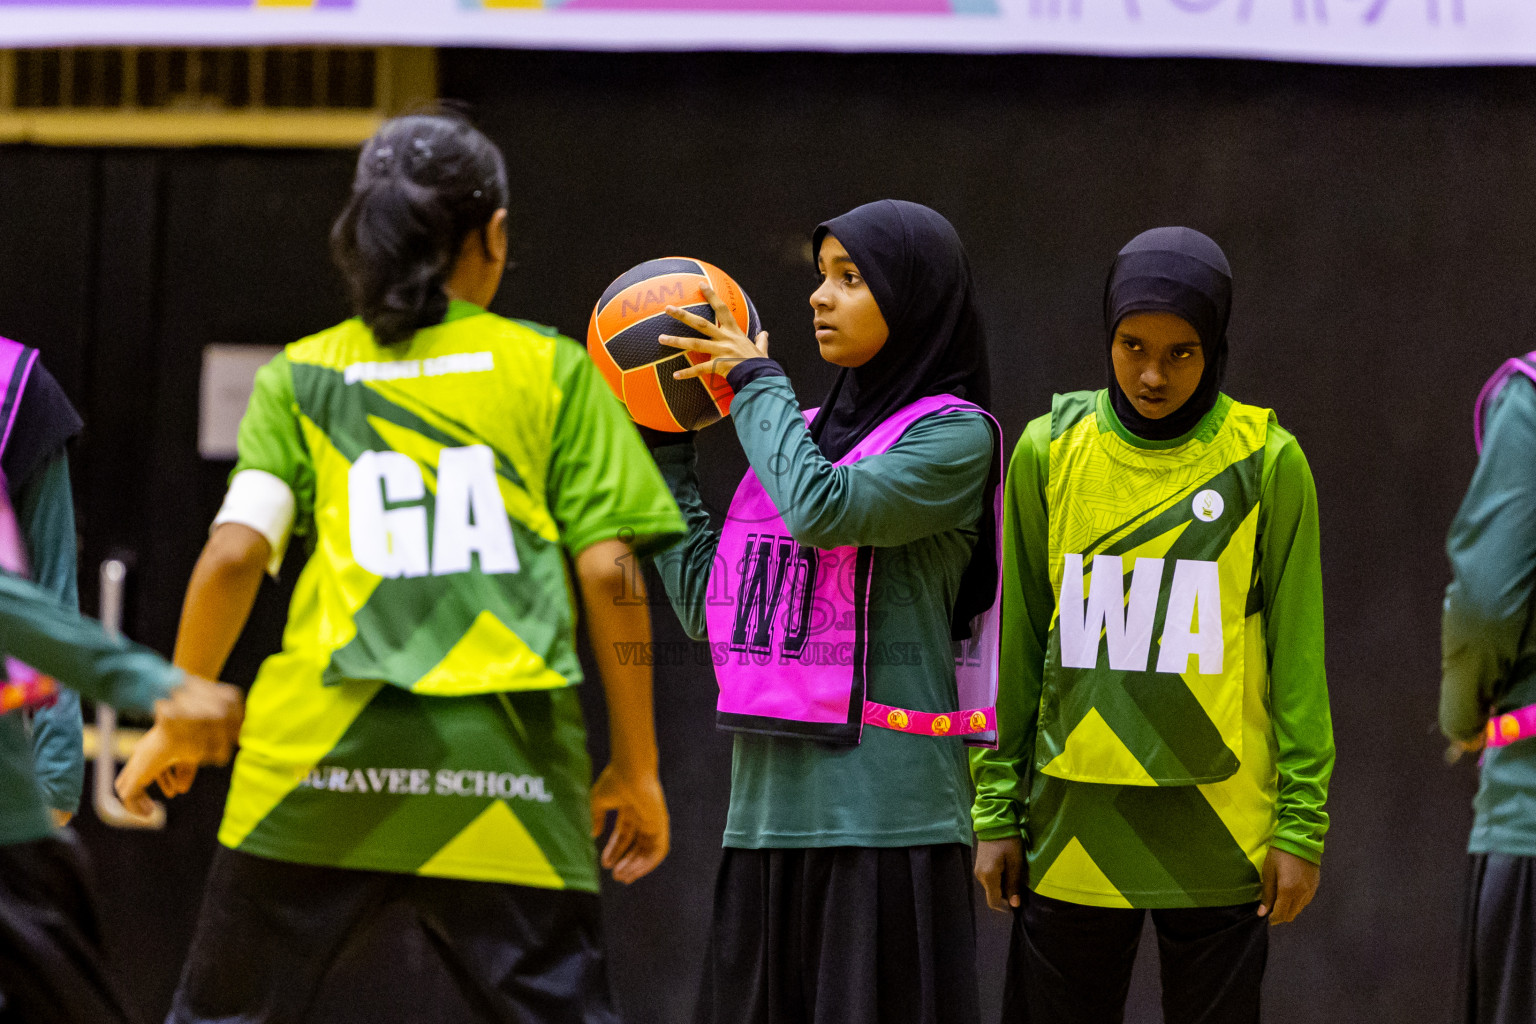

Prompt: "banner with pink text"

[0,0,1525,66]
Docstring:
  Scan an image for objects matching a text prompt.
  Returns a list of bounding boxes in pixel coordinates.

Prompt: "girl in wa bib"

[648,200,1000,1024]
[971,227,1335,1024]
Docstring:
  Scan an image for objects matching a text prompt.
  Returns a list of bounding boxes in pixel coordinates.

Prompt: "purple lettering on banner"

[1027,0,1087,17]
[1030,0,1464,25]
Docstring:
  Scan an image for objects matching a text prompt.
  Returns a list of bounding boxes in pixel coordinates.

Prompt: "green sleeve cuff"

[1270,834,1323,865]
[651,441,697,476]
[975,823,1024,843]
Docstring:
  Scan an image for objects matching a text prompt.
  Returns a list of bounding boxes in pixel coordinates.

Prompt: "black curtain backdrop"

[0,50,1514,1022]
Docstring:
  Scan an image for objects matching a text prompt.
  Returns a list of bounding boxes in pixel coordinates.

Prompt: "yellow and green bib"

[1038,390,1271,787]
[279,311,576,699]
[215,306,680,891]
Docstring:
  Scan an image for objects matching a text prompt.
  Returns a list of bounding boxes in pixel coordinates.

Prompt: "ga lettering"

[349,445,520,579]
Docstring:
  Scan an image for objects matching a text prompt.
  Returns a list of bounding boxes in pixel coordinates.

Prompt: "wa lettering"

[349,446,520,578]
[1059,554,1223,675]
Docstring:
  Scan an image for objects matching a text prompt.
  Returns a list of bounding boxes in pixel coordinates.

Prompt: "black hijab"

[1104,227,1232,441]
[810,199,997,640]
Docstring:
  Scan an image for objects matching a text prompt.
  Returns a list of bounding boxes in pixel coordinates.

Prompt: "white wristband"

[213,469,296,577]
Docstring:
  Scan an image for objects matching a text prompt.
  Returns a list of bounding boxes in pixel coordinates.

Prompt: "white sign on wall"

[0,0,1527,67]
[199,344,281,461]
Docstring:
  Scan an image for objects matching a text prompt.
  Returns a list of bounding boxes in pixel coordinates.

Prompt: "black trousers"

[693,844,980,1024]
[1457,853,1536,1024]
[0,832,142,1024]
[1002,891,1268,1024]
[169,847,619,1024]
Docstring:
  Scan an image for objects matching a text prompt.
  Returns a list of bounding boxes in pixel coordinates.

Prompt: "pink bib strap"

[0,337,58,716]
[1485,705,1536,748]
[1475,352,1536,454]
[863,701,995,738]
[0,666,57,713]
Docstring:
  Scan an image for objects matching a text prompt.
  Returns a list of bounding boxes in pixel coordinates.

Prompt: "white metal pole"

[92,557,165,829]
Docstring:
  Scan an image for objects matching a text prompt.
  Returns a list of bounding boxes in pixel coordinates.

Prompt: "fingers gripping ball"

[588,257,762,432]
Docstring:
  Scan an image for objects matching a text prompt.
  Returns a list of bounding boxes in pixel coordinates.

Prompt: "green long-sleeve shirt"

[652,375,994,848]
[0,571,180,846]
[1441,373,1536,855]
[972,392,1333,907]
[20,453,84,815]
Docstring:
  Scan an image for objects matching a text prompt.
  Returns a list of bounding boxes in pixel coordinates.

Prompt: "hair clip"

[410,138,434,161]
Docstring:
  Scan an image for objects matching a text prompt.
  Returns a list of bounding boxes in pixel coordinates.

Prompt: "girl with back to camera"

[971,227,1335,1024]
[116,111,686,1024]
[646,199,1002,1024]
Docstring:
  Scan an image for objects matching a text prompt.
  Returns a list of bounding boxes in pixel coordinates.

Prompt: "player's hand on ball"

[589,763,670,885]
[974,836,1026,913]
[659,282,769,380]
[114,675,244,816]
[1257,846,1320,925]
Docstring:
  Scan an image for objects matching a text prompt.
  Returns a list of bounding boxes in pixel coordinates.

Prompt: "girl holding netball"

[971,227,1334,1023]
[648,199,1000,1024]
[116,111,685,1023]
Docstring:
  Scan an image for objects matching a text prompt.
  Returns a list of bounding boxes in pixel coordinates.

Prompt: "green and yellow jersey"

[216,301,684,892]
[971,390,1333,909]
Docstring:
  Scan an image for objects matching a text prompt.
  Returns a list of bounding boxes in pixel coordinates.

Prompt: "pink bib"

[1475,352,1536,453]
[1471,355,1536,756]
[706,395,1000,748]
[0,338,58,714]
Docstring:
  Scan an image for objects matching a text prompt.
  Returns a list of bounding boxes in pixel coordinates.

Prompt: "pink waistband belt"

[1485,705,1536,748]
[0,668,57,714]
[863,701,996,738]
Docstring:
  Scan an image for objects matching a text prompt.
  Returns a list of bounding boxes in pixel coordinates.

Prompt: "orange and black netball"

[586,257,761,432]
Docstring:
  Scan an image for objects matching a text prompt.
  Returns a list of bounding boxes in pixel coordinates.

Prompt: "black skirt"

[693,844,979,1024]
[169,847,619,1024]
[0,832,141,1024]
[1458,853,1536,1024]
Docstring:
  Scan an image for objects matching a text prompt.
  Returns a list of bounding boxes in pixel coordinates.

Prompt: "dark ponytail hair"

[331,110,509,347]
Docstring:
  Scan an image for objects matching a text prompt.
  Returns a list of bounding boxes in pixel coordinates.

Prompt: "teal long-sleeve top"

[971,393,1334,886]
[0,569,181,847]
[651,375,995,848]
[1441,373,1536,855]
[20,453,85,816]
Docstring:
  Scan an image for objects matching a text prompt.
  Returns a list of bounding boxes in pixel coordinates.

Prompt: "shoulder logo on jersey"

[1058,553,1222,674]
[349,445,520,578]
[1192,489,1225,523]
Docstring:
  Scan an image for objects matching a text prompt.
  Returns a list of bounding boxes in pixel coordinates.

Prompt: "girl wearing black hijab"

[971,227,1335,1023]
[648,200,999,1024]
